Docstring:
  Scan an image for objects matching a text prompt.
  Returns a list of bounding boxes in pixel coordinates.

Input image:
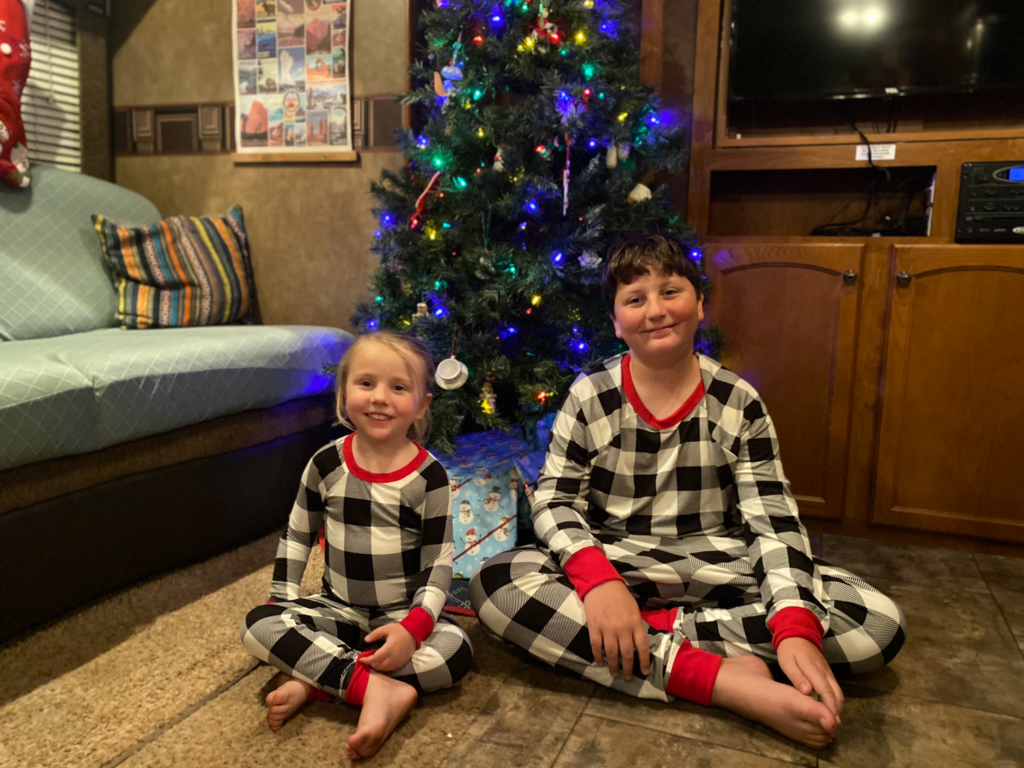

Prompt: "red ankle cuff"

[345,652,374,706]
[640,607,679,633]
[665,639,723,707]
[307,686,332,703]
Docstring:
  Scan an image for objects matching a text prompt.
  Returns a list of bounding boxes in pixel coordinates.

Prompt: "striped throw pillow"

[92,206,255,329]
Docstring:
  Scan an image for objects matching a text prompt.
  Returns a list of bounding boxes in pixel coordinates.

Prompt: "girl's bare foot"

[265,673,312,731]
[345,673,418,760]
[711,655,838,750]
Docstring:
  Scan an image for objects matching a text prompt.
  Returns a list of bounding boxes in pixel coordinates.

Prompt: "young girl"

[240,331,473,760]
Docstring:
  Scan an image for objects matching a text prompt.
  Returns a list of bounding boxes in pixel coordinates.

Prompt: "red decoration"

[410,171,443,228]
[0,0,32,188]
[473,34,484,44]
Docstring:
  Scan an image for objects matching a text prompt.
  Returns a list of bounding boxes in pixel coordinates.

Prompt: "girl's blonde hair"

[335,331,436,443]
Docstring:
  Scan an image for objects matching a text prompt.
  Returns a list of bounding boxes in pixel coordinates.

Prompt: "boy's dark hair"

[601,232,703,311]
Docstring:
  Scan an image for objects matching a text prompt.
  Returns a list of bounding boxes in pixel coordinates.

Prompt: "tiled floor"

[2,532,1023,767]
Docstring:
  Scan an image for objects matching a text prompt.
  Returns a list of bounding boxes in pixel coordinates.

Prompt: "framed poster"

[233,0,353,159]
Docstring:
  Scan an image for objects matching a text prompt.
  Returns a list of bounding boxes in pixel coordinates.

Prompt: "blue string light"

[374,230,382,237]
[381,212,394,227]
[416,135,430,148]
[489,6,504,26]
[525,199,539,213]
[552,252,564,264]
[367,319,378,330]
[587,138,598,149]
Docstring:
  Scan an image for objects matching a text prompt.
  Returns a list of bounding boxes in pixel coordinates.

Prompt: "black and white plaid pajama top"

[241,436,473,701]
[471,354,905,702]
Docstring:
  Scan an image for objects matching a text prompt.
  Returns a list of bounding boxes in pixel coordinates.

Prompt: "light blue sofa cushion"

[0,344,100,470]
[0,325,351,471]
[0,167,162,341]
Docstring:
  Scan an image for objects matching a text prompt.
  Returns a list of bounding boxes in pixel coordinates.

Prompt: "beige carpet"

[0,534,518,768]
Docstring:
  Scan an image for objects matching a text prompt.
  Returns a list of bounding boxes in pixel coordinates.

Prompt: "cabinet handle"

[843,269,858,284]
[896,271,912,286]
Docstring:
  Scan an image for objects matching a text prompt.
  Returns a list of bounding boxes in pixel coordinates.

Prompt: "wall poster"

[233,0,352,155]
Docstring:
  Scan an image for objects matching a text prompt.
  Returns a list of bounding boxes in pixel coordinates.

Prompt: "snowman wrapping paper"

[438,428,546,579]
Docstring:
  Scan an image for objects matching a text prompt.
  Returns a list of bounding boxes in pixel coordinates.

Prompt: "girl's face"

[344,342,431,445]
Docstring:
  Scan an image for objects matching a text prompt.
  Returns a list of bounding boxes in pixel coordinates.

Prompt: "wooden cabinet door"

[704,243,864,519]
[872,245,1024,542]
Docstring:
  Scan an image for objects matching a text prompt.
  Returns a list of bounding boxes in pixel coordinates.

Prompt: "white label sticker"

[856,144,896,162]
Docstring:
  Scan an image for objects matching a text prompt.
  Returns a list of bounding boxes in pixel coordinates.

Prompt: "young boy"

[469,232,906,749]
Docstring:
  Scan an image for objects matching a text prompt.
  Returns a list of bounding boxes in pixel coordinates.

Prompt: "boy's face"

[610,268,704,362]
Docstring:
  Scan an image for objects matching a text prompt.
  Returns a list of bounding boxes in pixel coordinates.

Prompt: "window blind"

[22,0,81,173]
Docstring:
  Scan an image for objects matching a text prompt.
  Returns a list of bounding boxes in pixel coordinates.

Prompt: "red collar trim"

[343,434,428,483]
[622,353,705,429]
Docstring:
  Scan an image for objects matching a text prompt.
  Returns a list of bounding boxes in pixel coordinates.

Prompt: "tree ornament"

[605,144,617,169]
[493,146,505,172]
[436,357,469,390]
[578,250,602,269]
[562,132,571,216]
[628,183,652,203]
[410,171,443,227]
[415,302,429,318]
[479,381,497,414]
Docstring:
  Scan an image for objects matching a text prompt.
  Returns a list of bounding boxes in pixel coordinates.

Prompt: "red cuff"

[665,639,723,707]
[767,607,824,652]
[564,546,625,600]
[399,607,435,648]
[345,651,374,706]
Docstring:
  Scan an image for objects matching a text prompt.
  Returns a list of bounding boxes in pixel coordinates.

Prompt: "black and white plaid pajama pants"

[240,595,474,699]
[469,536,907,703]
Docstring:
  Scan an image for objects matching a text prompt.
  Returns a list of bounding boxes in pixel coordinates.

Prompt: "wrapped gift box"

[437,426,549,579]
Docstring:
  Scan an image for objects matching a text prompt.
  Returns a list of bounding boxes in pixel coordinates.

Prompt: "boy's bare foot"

[345,673,418,760]
[710,655,838,750]
[265,673,312,731]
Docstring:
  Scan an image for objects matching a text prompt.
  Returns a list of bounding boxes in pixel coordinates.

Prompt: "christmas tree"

[353,0,712,453]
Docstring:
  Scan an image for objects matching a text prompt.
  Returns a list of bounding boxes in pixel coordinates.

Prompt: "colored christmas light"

[374,230,382,237]
[455,176,468,189]
[381,213,394,227]
[490,8,504,26]
[473,88,484,100]
[432,154,446,169]
[525,199,539,213]
[587,138,598,149]
[367,319,378,330]
[473,34,484,44]
[375,296,383,302]
[476,127,486,137]
[416,135,430,148]
[575,30,587,44]
[552,251,564,264]
[617,112,628,122]
[531,294,542,306]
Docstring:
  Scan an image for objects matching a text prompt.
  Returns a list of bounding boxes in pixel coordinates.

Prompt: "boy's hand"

[582,580,651,681]
[777,637,844,721]
[361,624,417,673]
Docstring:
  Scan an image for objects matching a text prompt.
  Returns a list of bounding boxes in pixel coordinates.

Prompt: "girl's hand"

[361,624,417,673]
[777,637,844,721]
[582,580,651,681]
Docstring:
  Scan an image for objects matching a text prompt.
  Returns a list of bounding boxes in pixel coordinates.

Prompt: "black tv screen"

[729,0,1024,103]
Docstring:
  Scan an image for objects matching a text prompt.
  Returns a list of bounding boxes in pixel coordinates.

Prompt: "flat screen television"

[729,0,1024,103]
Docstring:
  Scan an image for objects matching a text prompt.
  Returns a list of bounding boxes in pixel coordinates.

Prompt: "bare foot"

[711,655,838,750]
[265,673,312,731]
[345,673,418,760]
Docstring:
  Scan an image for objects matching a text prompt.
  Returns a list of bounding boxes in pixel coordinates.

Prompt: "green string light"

[582,62,596,79]
[455,176,468,189]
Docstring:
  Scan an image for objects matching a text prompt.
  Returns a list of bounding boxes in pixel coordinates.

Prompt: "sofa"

[0,168,353,643]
